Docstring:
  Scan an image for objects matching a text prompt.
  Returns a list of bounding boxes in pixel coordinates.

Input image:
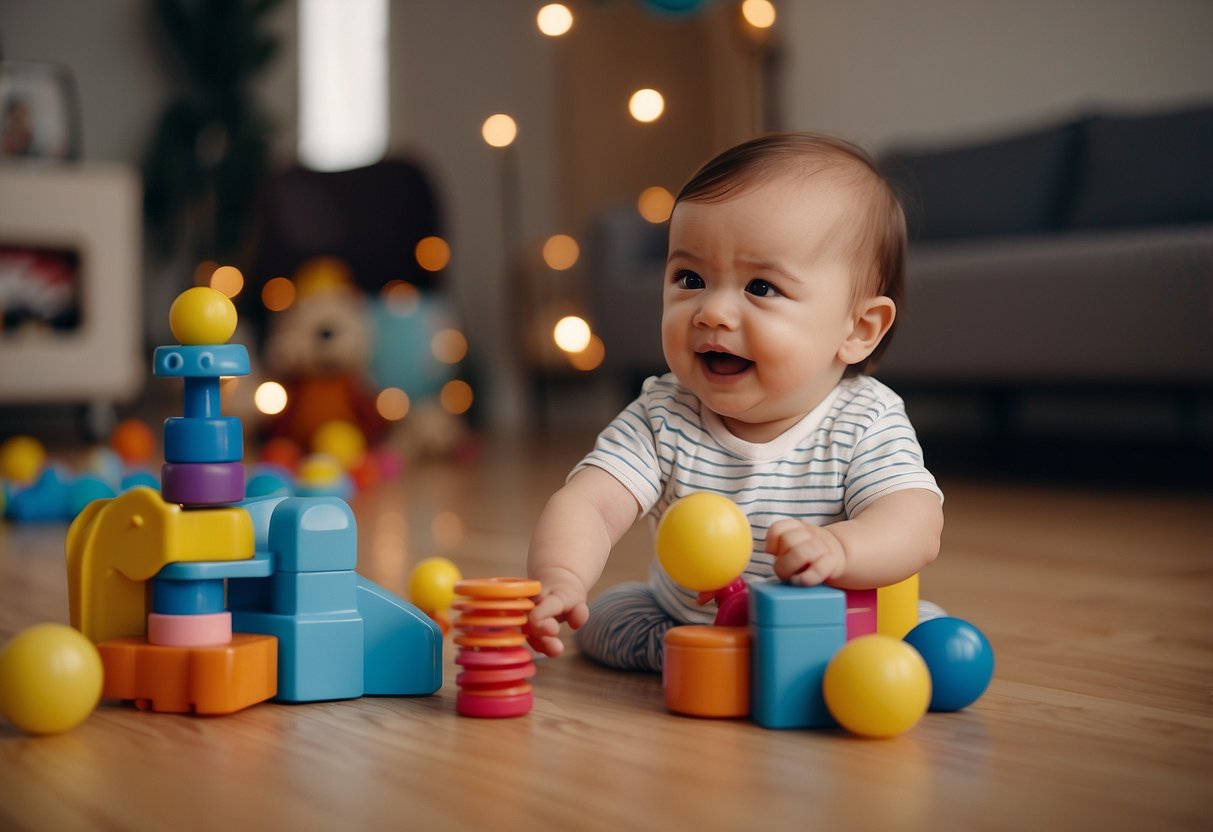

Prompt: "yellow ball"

[297,453,344,486]
[0,435,46,484]
[409,556,463,614]
[823,634,931,738]
[169,286,238,345]
[0,624,103,735]
[312,420,367,469]
[655,492,752,592]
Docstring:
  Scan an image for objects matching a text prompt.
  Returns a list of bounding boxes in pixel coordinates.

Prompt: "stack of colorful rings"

[452,577,541,718]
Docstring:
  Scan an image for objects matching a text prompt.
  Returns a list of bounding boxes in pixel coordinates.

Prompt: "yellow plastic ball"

[0,623,103,735]
[823,634,931,738]
[312,420,367,470]
[169,286,238,345]
[655,492,752,592]
[409,556,463,614]
[297,453,344,486]
[0,435,46,484]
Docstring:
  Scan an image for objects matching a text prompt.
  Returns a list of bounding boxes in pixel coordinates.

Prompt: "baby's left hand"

[765,518,848,586]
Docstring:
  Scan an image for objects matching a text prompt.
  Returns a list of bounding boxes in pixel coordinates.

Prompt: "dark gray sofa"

[585,102,1213,448]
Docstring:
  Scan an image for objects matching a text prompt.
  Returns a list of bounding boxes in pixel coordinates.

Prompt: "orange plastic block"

[98,633,277,715]
[663,625,751,718]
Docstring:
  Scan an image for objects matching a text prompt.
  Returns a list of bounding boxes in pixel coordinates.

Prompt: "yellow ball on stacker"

[655,492,752,591]
[409,556,463,615]
[169,286,238,345]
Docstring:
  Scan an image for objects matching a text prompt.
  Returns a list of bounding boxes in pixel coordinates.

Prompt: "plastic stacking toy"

[409,556,463,634]
[823,634,931,738]
[0,623,103,734]
[155,286,249,507]
[904,616,994,712]
[452,578,541,718]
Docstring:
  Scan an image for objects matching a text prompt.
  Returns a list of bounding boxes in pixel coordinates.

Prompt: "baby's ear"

[838,296,896,365]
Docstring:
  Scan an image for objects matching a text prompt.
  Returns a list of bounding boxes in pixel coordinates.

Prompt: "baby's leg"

[574,581,677,673]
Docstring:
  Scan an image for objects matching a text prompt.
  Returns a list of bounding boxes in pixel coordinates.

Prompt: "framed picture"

[0,60,81,160]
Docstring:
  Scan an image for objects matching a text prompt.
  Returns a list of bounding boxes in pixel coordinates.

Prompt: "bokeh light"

[536,4,573,36]
[638,186,675,223]
[194,260,219,286]
[431,329,468,364]
[376,387,411,421]
[482,113,518,148]
[440,380,474,415]
[553,315,592,353]
[262,276,297,312]
[415,236,451,272]
[254,381,288,415]
[741,0,777,29]
[629,88,665,123]
[567,334,606,371]
[383,280,421,315]
[431,510,465,550]
[542,234,580,271]
[210,265,244,298]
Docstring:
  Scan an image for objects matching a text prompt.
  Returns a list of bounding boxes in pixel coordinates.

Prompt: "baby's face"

[661,175,865,443]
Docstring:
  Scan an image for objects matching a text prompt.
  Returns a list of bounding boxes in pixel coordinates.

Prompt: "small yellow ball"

[312,420,367,469]
[823,634,931,738]
[0,435,46,484]
[409,556,463,614]
[655,492,752,592]
[169,286,238,345]
[0,623,103,735]
[297,453,344,486]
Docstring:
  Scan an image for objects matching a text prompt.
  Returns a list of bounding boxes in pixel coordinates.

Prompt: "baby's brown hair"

[674,132,907,374]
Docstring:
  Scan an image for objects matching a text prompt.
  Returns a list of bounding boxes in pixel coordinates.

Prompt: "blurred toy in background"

[408,555,463,634]
[262,259,387,451]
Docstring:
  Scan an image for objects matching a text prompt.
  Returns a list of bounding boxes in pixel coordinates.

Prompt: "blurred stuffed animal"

[262,261,387,450]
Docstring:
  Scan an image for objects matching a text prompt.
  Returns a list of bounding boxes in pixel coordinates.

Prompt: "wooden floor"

[1,433,1210,831]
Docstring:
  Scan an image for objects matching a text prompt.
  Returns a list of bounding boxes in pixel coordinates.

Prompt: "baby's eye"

[674,269,705,289]
[746,278,780,297]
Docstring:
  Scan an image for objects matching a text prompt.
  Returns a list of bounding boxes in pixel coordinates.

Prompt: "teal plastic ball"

[904,617,994,712]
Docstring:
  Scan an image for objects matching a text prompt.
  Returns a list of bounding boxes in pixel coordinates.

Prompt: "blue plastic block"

[239,495,290,551]
[164,416,243,463]
[272,570,358,615]
[121,469,160,491]
[357,576,443,696]
[750,582,846,730]
[153,343,250,378]
[269,497,357,572]
[8,466,72,522]
[246,467,294,499]
[159,551,275,581]
[232,609,364,702]
[152,577,226,615]
[68,474,117,519]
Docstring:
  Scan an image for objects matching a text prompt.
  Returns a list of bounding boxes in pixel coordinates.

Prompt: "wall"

[779,0,1213,152]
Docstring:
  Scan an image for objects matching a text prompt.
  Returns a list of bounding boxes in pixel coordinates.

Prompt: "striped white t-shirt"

[573,373,944,624]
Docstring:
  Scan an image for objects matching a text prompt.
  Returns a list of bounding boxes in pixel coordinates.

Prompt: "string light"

[542,234,580,271]
[415,236,451,271]
[209,265,245,298]
[638,186,675,223]
[440,380,474,415]
[254,382,288,415]
[431,329,468,364]
[741,0,777,29]
[567,335,606,371]
[376,387,410,421]
[553,316,592,353]
[536,4,573,36]
[482,114,518,147]
[629,89,665,123]
[262,277,297,312]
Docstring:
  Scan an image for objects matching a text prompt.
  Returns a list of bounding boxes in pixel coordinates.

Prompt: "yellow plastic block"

[66,487,254,644]
[876,573,919,639]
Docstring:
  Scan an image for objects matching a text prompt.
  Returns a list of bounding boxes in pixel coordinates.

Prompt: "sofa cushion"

[1066,103,1213,229]
[881,122,1079,240]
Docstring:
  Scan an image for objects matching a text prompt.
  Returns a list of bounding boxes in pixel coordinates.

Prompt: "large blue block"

[240,495,291,551]
[232,609,364,702]
[8,466,72,522]
[269,497,357,572]
[272,570,358,615]
[357,576,443,696]
[164,416,243,463]
[750,582,846,730]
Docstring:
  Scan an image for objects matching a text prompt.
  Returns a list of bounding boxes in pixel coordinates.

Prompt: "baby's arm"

[526,466,641,657]
[766,488,942,589]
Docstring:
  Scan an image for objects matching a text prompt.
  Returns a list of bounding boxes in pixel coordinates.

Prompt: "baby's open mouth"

[699,350,754,376]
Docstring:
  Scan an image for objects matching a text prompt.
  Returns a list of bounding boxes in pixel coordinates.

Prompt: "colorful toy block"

[152,577,226,615]
[750,581,846,730]
[147,611,233,647]
[66,487,254,643]
[845,588,878,640]
[358,576,442,696]
[231,609,365,702]
[163,416,243,463]
[97,633,277,715]
[7,466,72,523]
[268,498,358,572]
[271,570,359,615]
[877,573,919,638]
[663,625,751,718]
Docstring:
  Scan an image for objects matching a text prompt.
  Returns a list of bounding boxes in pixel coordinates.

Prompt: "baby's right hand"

[526,584,589,658]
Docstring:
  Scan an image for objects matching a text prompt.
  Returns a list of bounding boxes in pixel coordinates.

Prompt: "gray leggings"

[574,582,682,673]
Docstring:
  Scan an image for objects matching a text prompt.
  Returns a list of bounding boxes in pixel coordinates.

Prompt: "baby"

[527,132,944,671]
